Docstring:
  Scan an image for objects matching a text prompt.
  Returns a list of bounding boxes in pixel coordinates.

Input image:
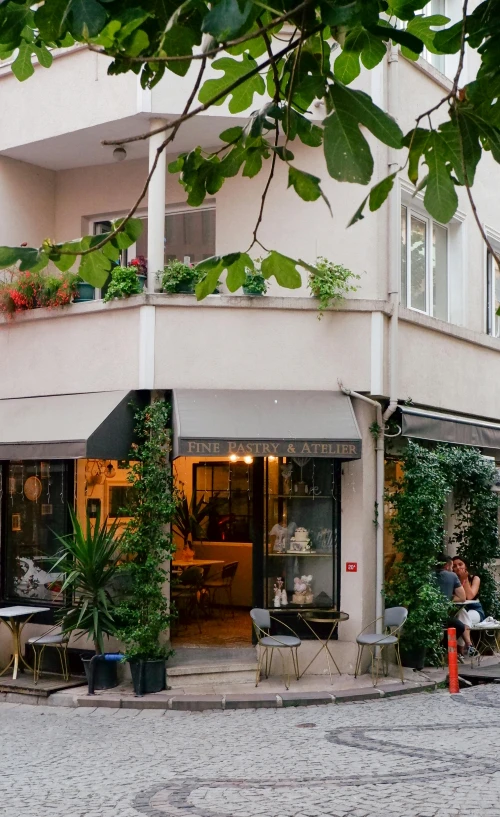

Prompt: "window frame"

[192,460,253,544]
[401,202,449,322]
[486,245,500,337]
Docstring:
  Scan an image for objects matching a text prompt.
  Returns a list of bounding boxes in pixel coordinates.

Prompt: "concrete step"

[167,647,258,687]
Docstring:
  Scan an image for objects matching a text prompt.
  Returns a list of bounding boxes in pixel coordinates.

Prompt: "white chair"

[354,606,408,686]
[26,627,70,684]
[250,608,301,690]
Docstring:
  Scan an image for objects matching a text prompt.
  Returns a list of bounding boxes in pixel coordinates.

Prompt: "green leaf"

[68,0,107,39]
[225,252,254,292]
[202,0,254,42]
[18,247,41,271]
[368,23,424,54]
[424,135,458,223]
[334,49,360,84]
[51,242,81,271]
[324,110,373,185]
[35,0,71,41]
[11,42,34,81]
[194,256,224,299]
[114,217,143,243]
[242,148,263,178]
[261,251,302,289]
[433,20,463,53]
[160,25,197,77]
[295,115,323,148]
[288,166,331,214]
[32,44,53,68]
[455,111,481,186]
[360,32,387,69]
[122,28,149,58]
[27,252,50,273]
[405,14,449,54]
[219,126,243,143]
[198,55,265,114]
[349,172,397,226]
[0,247,22,268]
[403,127,432,184]
[331,82,404,149]
[79,249,113,288]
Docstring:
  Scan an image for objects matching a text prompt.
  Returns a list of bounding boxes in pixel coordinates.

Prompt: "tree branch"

[248,124,279,253]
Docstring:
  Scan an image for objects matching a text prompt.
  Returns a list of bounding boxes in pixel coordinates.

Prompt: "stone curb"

[26,681,438,711]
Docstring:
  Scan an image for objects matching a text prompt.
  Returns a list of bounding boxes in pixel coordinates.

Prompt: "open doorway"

[171,457,254,647]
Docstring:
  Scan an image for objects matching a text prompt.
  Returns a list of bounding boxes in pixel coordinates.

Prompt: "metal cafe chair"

[250,608,301,690]
[26,626,70,685]
[204,561,239,618]
[354,606,408,686]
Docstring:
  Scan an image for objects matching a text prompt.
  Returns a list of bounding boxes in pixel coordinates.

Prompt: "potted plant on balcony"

[243,270,267,296]
[308,257,360,317]
[104,265,143,301]
[73,276,96,302]
[51,507,126,690]
[160,260,200,294]
[116,401,178,695]
[130,256,148,290]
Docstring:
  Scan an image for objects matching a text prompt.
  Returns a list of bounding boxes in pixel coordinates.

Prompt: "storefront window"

[193,461,253,542]
[4,461,72,604]
[264,458,339,610]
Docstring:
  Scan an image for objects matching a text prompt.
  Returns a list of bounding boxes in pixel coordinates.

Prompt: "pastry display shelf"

[269,495,331,500]
[267,552,332,557]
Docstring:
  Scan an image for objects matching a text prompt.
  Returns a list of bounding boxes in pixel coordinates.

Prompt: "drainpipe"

[339,383,384,634]
[384,42,400,426]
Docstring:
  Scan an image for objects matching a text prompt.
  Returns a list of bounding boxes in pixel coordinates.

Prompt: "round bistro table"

[297,610,349,684]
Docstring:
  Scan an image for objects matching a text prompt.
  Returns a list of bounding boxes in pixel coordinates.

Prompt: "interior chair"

[250,608,301,690]
[204,561,239,618]
[171,565,205,633]
[26,626,70,684]
[354,606,408,686]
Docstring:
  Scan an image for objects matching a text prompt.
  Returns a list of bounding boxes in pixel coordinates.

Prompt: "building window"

[486,249,500,337]
[4,461,72,604]
[423,0,447,74]
[193,461,253,543]
[135,206,216,265]
[401,204,448,321]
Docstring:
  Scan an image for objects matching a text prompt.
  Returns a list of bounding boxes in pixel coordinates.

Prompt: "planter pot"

[399,645,426,670]
[137,274,147,292]
[129,658,166,696]
[73,282,95,302]
[82,656,119,690]
[174,282,195,294]
[243,288,264,296]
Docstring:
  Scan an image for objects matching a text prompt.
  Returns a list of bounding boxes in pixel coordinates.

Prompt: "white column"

[147,118,167,292]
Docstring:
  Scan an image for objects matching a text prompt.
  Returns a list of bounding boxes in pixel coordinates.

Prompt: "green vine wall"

[385,441,500,663]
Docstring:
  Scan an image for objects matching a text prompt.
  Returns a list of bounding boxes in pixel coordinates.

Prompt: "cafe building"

[0,384,374,676]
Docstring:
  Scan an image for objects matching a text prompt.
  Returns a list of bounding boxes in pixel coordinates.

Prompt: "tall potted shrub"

[51,507,126,689]
[116,401,178,695]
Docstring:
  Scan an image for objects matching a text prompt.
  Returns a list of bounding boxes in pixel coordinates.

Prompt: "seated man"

[435,554,473,659]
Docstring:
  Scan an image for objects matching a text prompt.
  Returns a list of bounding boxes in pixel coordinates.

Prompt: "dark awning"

[172,390,362,459]
[401,406,500,450]
[0,391,136,459]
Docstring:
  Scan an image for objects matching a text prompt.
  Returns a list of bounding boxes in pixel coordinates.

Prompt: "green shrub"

[308,257,360,316]
[160,260,199,293]
[104,265,142,302]
[243,270,267,294]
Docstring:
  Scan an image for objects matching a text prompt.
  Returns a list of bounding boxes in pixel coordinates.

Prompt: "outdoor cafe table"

[172,559,224,571]
[452,601,500,665]
[0,606,51,680]
[297,610,349,684]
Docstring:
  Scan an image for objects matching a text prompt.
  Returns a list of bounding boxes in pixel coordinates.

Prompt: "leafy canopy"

[2,0,500,296]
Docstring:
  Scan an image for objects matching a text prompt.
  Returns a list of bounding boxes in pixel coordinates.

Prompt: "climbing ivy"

[385,441,500,664]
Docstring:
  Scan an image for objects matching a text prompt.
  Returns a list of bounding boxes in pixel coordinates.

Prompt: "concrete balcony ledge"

[0,294,390,327]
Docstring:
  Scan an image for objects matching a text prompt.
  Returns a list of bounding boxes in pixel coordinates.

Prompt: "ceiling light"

[113,146,127,162]
[243,456,253,464]
[229,454,239,462]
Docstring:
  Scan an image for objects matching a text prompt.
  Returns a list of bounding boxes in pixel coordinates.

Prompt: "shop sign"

[177,438,362,458]
[346,562,358,572]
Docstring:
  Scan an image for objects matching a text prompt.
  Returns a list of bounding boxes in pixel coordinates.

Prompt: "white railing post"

[147,119,167,292]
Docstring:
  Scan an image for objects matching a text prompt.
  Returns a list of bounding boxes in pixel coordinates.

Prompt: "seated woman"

[453,556,485,654]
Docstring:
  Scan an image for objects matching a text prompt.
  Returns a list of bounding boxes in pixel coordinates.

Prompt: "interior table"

[297,610,349,684]
[0,606,51,680]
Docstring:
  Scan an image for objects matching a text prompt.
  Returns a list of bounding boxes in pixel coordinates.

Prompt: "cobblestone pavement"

[2,686,500,817]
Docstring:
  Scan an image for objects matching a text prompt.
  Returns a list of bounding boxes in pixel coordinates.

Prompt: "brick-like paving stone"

[2,685,500,816]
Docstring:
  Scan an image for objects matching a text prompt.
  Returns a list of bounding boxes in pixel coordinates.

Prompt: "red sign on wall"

[346,562,358,572]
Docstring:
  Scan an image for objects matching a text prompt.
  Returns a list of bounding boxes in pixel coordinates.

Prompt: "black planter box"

[129,659,166,696]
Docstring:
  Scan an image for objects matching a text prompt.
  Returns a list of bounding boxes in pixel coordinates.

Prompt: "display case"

[264,457,340,617]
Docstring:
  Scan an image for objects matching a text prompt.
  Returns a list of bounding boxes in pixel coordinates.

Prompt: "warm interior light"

[229,454,239,462]
[268,456,277,462]
[243,455,253,464]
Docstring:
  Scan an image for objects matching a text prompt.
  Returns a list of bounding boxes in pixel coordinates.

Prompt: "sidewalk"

[23,665,443,711]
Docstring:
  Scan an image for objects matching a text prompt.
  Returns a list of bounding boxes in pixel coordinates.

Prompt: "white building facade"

[0,23,500,676]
